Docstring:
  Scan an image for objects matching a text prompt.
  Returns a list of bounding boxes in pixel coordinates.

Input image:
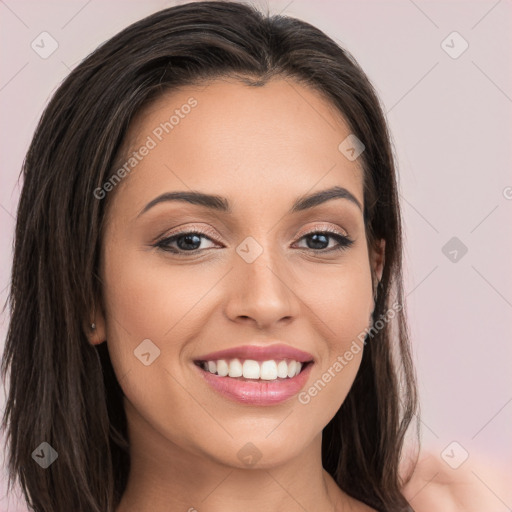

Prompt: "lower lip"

[195,363,313,405]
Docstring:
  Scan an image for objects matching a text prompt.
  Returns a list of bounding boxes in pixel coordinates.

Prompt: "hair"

[1,2,419,511]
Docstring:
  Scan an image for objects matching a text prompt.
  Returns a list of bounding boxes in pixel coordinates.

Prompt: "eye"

[154,229,220,255]
[294,229,354,253]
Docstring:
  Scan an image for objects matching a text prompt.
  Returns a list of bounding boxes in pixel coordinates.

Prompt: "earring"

[91,303,97,331]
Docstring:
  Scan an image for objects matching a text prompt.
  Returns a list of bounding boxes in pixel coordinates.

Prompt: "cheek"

[308,267,373,332]
[294,249,374,345]
[293,254,373,422]
[101,243,215,354]
[100,245,215,445]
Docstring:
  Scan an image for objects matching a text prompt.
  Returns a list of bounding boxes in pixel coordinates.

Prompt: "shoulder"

[401,450,512,512]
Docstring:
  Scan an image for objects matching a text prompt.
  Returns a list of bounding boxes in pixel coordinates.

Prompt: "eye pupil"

[307,233,328,250]
[178,234,202,250]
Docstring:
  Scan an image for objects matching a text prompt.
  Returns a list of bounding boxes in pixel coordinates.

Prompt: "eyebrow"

[137,185,362,218]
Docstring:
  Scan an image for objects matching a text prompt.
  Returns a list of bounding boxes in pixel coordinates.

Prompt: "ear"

[370,238,386,293]
[86,299,107,346]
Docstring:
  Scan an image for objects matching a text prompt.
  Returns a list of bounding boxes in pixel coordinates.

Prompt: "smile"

[193,343,314,405]
[195,358,308,380]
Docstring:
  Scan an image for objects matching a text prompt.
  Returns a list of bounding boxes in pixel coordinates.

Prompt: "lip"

[195,361,314,405]
[194,343,315,363]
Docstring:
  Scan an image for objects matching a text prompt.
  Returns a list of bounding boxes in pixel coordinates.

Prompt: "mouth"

[192,345,315,405]
[194,358,313,381]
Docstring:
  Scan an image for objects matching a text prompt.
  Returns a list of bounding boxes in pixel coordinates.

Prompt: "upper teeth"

[201,359,303,380]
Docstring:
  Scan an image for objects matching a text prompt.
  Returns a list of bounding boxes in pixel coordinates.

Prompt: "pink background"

[1,1,511,510]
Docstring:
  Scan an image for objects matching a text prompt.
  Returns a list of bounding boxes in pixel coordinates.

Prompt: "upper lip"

[194,343,314,363]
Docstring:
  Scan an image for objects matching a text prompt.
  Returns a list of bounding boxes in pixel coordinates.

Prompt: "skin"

[89,78,384,512]
[402,451,512,511]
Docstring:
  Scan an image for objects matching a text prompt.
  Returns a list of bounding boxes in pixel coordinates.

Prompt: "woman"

[1,2,419,511]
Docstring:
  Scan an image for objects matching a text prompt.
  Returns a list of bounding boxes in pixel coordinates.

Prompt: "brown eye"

[155,230,219,255]
[295,230,354,253]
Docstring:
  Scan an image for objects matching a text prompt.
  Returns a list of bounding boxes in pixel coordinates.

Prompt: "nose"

[224,245,301,329]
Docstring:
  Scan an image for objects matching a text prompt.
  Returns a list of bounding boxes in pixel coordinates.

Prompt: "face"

[92,78,384,469]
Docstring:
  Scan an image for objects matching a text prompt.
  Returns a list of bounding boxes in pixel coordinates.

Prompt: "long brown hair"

[1,2,418,511]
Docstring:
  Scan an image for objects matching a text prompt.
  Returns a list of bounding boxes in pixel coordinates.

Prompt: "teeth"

[200,358,306,380]
[260,360,277,380]
[228,358,243,378]
[216,359,229,377]
[242,360,260,379]
[277,360,289,379]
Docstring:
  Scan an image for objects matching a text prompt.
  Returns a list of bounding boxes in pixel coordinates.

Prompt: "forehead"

[110,78,364,217]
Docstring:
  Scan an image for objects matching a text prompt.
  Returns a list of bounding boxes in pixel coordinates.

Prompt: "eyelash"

[153,227,354,256]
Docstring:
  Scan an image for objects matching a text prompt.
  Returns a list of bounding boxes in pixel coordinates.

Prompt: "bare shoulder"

[401,450,512,512]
